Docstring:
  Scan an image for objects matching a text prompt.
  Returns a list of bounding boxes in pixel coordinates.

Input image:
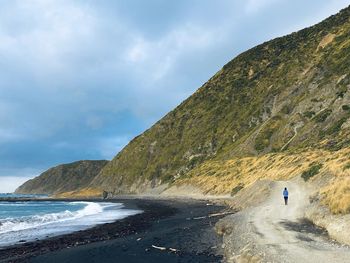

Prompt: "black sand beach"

[0,198,229,263]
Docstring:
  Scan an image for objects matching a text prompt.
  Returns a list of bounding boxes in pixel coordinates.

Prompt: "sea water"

[0,197,141,247]
[0,193,48,198]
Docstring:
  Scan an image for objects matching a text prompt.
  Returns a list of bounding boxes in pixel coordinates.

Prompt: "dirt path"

[280,122,303,151]
[248,179,350,262]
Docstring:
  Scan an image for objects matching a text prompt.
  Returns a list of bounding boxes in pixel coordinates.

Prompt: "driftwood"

[151,245,166,251]
[193,216,206,220]
[192,211,234,220]
[151,245,180,253]
[208,211,234,217]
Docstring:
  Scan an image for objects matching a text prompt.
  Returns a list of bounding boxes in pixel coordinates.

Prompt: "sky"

[0,0,349,192]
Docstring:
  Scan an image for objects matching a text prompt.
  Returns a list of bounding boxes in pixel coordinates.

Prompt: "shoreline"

[0,198,229,263]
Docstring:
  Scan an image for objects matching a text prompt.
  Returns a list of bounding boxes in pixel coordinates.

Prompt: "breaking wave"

[0,201,141,246]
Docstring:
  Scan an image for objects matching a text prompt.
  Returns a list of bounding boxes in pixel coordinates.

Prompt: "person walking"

[283,187,289,205]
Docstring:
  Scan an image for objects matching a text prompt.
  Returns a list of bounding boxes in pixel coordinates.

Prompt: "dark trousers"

[284,196,288,205]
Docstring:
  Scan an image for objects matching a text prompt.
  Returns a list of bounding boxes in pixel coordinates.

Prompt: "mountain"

[88,6,350,196]
[15,160,108,195]
[17,6,350,214]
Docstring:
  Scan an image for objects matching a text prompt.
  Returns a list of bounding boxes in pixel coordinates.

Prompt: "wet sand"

[0,198,228,263]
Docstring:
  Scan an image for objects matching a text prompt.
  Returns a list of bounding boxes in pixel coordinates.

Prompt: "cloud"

[125,23,217,84]
[245,0,283,14]
[0,176,35,193]
[0,167,41,193]
[97,136,131,160]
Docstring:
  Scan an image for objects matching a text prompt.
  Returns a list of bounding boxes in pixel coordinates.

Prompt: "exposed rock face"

[15,160,108,195]
[90,6,350,194]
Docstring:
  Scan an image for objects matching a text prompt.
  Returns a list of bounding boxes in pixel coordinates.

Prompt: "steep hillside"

[89,6,350,196]
[15,160,108,195]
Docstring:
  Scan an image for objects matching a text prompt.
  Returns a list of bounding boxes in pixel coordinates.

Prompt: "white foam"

[0,202,141,247]
[0,210,74,233]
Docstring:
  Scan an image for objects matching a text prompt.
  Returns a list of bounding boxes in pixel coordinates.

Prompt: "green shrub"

[311,98,322,102]
[314,109,332,123]
[281,105,292,114]
[303,111,315,118]
[162,173,174,183]
[325,117,348,135]
[255,117,282,152]
[318,130,326,139]
[343,162,350,171]
[255,130,274,152]
[231,184,244,196]
[336,85,348,98]
[301,163,323,181]
[342,105,350,111]
[188,155,205,169]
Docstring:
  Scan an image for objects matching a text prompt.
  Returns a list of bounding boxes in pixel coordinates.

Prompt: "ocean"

[0,195,141,247]
[0,193,48,199]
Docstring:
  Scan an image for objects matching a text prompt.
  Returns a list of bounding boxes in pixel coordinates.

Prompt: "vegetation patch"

[231,184,244,196]
[162,173,175,183]
[303,111,315,119]
[336,85,348,98]
[55,187,102,198]
[342,105,350,111]
[343,162,350,171]
[311,98,323,103]
[321,177,350,214]
[255,116,282,152]
[325,117,348,135]
[301,163,323,181]
[314,109,332,123]
[281,104,292,114]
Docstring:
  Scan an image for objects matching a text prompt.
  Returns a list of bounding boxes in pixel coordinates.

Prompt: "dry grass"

[55,148,350,214]
[321,176,350,214]
[176,148,350,214]
[177,150,321,195]
[55,187,102,198]
[316,33,336,51]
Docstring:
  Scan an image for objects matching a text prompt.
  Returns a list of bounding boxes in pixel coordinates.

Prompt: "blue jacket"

[283,189,289,197]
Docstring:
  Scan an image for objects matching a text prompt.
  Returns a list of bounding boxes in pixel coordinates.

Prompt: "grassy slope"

[180,148,350,213]
[15,160,108,195]
[321,176,350,213]
[90,6,350,199]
